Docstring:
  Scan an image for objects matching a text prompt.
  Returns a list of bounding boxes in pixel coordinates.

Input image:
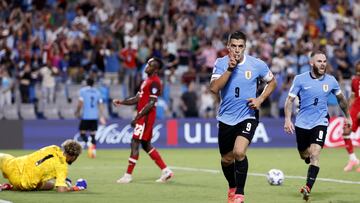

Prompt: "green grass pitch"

[1,148,359,203]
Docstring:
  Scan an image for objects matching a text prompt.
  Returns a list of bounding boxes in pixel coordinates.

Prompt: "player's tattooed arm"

[284,96,295,134]
[130,97,156,127]
[336,92,352,126]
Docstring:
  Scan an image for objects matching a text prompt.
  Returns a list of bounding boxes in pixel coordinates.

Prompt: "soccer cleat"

[343,159,359,172]
[116,173,132,184]
[0,183,13,190]
[300,185,310,201]
[234,194,245,203]
[227,188,236,203]
[87,144,96,159]
[155,168,174,183]
[304,157,310,164]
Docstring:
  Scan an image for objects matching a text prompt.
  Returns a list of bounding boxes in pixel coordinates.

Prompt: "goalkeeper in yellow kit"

[0,139,87,192]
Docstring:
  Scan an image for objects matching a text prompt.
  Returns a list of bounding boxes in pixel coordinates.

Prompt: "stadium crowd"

[0,0,359,119]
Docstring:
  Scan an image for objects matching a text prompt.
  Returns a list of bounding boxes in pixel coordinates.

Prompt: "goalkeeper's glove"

[72,179,87,191]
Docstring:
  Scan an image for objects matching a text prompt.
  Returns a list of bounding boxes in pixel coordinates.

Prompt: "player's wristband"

[227,66,235,72]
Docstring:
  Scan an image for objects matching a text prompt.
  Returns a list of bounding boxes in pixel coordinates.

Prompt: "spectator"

[0,68,13,109]
[180,81,198,118]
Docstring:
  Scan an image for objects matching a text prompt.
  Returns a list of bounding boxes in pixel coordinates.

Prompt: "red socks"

[344,137,354,154]
[126,154,139,174]
[148,148,167,170]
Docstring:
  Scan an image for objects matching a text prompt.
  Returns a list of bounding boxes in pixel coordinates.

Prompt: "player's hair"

[86,78,94,86]
[151,57,163,69]
[61,139,82,157]
[228,31,247,43]
[310,50,326,58]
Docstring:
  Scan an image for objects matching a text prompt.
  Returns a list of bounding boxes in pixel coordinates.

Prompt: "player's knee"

[140,141,150,151]
[39,179,55,190]
[221,157,234,166]
[233,150,246,161]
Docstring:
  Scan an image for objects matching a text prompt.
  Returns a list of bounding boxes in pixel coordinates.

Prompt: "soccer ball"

[266,169,284,186]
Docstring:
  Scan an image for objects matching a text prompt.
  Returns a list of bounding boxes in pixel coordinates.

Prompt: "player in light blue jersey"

[284,51,352,201]
[210,31,277,203]
[75,78,106,158]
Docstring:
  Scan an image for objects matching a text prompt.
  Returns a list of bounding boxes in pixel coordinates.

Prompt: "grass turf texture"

[0,148,359,203]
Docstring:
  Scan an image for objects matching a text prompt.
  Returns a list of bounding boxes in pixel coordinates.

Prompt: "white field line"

[169,166,360,185]
[78,165,360,185]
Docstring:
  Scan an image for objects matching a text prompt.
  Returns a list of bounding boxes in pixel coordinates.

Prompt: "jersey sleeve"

[54,163,68,187]
[288,76,301,98]
[257,60,273,82]
[331,76,341,95]
[210,58,226,81]
[149,81,161,99]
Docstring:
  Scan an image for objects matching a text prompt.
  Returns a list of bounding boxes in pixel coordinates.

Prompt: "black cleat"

[300,186,310,201]
[304,157,310,164]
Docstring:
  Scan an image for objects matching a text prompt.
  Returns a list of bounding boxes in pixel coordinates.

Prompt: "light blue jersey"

[211,55,273,125]
[289,72,341,129]
[79,86,103,120]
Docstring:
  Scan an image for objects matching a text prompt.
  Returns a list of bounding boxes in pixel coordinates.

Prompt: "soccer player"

[0,139,86,192]
[209,31,277,203]
[343,61,360,172]
[113,57,173,184]
[75,78,106,158]
[284,51,352,201]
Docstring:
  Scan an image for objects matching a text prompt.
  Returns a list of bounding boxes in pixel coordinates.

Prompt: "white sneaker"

[155,168,174,183]
[116,173,132,184]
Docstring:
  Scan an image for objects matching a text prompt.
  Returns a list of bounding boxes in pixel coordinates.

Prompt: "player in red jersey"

[112,57,173,183]
[343,61,360,172]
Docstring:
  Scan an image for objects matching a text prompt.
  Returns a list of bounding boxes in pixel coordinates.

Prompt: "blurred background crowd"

[0,0,359,120]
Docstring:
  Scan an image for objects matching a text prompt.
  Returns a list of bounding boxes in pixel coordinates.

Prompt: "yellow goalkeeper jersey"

[2,145,68,190]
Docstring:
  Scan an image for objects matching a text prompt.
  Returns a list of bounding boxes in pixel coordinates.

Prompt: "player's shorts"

[218,119,258,155]
[132,119,155,142]
[295,125,327,152]
[79,120,98,131]
[350,106,359,132]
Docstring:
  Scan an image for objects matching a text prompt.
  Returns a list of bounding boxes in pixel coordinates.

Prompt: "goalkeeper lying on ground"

[0,139,87,192]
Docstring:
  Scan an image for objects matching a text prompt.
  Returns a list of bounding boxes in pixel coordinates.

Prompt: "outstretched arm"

[284,96,295,134]
[113,93,140,106]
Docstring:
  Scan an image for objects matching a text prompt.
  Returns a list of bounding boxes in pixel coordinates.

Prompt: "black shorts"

[218,119,258,155]
[295,125,327,152]
[79,120,98,131]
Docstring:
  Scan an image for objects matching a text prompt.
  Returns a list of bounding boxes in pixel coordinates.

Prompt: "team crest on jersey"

[245,71,252,79]
[322,84,329,92]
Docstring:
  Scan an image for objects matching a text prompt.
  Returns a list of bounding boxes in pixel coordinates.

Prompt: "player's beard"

[313,63,326,76]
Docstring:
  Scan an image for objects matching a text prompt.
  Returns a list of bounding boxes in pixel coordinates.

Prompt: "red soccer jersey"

[137,75,162,122]
[352,76,360,108]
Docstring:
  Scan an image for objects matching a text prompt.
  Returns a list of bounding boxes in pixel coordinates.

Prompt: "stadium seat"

[109,84,124,100]
[59,102,77,119]
[43,104,60,119]
[67,84,82,100]
[117,105,135,119]
[102,104,110,119]
[19,104,37,120]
